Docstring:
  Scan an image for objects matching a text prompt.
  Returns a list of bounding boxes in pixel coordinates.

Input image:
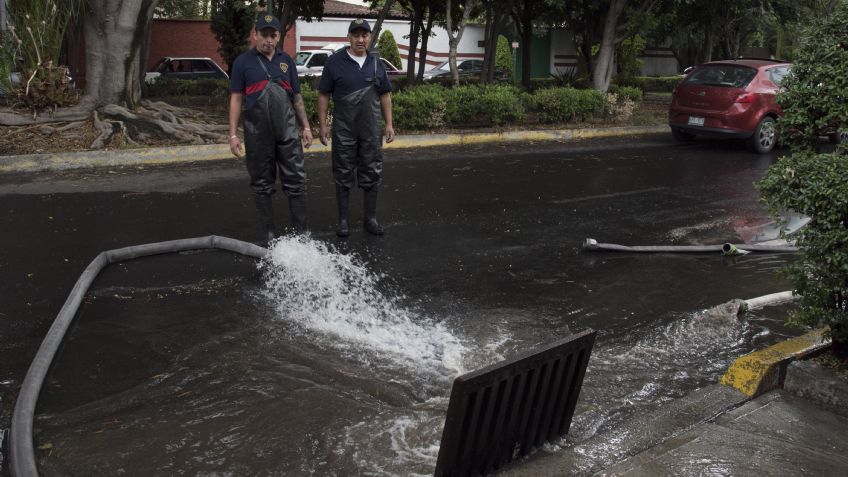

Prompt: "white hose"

[10,236,266,477]
[582,238,799,254]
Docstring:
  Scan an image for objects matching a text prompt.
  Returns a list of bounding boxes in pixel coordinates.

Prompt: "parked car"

[295,44,345,77]
[296,44,405,79]
[145,57,228,84]
[422,59,509,81]
[669,58,793,153]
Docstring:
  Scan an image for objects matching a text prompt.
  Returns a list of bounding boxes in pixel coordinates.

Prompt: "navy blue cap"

[348,18,371,33]
[256,14,281,32]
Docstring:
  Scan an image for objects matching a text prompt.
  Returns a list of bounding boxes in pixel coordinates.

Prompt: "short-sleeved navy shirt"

[318,49,392,100]
[230,47,300,110]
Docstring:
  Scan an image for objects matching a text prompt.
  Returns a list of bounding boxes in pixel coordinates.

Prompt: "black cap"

[256,14,281,32]
[348,18,371,33]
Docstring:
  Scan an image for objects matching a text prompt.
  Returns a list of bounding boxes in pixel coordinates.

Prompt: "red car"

[669,58,791,154]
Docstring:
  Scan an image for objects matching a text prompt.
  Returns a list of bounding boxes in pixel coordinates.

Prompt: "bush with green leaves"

[616,35,646,80]
[776,5,848,152]
[496,35,513,78]
[377,30,403,71]
[615,86,643,103]
[211,0,256,77]
[392,84,447,131]
[758,152,848,345]
[614,75,683,93]
[6,0,83,109]
[476,85,526,125]
[529,87,606,124]
[757,2,848,350]
[146,78,230,98]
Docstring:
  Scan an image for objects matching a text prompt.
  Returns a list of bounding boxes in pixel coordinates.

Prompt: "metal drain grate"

[435,329,596,477]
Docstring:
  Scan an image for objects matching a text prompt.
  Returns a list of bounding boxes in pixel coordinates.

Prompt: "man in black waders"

[317,18,394,237]
[228,15,313,244]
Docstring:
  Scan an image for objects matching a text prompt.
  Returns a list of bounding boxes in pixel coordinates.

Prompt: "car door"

[192,60,217,80]
[305,52,328,76]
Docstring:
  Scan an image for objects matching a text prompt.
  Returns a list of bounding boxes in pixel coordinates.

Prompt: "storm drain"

[435,329,596,477]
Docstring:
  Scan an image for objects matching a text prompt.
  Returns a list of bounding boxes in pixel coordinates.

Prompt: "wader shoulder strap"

[255,56,272,80]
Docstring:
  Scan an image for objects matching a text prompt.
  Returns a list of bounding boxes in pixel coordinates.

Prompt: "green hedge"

[615,75,683,93]
[528,87,606,124]
[392,84,448,130]
[609,85,643,103]
[145,78,230,97]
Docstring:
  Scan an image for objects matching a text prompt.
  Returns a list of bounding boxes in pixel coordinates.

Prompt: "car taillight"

[735,93,755,103]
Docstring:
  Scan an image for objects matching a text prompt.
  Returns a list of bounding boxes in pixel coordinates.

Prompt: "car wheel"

[828,129,848,145]
[671,128,695,142]
[747,116,777,154]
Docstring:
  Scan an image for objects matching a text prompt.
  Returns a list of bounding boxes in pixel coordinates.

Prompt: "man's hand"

[229,135,244,158]
[319,125,330,146]
[302,127,314,149]
[385,125,395,143]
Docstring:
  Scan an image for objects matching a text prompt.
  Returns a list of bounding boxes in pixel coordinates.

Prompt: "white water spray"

[259,236,468,375]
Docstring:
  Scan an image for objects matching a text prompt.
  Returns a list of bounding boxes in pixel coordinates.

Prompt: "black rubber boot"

[363,187,384,236]
[254,193,276,245]
[336,184,350,238]
[288,193,308,235]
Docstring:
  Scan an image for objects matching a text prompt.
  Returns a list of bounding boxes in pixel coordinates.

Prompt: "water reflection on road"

[2,136,801,475]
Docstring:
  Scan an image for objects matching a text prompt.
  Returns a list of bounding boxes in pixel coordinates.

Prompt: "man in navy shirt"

[318,18,394,237]
[228,14,313,243]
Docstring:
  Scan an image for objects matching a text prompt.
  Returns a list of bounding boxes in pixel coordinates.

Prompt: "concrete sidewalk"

[0,125,668,173]
[501,339,848,476]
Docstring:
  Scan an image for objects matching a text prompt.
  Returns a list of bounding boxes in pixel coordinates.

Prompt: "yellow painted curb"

[0,126,668,173]
[720,328,830,397]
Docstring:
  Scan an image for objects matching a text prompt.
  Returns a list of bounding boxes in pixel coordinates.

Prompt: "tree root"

[1,98,228,150]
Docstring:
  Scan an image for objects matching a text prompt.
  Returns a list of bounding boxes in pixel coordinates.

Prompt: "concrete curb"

[0,125,669,173]
[499,385,749,477]
[784,360,848,415]
[720,328,831,397]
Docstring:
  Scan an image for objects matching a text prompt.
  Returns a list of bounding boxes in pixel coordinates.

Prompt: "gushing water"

[259,235,469,376]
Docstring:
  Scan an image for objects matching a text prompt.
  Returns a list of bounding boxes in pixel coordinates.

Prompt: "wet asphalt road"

[0,134,795,474]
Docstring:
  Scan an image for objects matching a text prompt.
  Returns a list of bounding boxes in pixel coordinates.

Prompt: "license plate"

[688,116,705,126]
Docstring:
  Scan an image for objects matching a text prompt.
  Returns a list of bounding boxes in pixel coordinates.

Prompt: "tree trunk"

[416,12,435,82]
[446,0,476,86]
[405,0,425,84]
[593,0,626,92]
[481,2,508,84]
[370,0,396,48]
[702,21,714,63]
[520,17,532,89]
[83,0,158,108]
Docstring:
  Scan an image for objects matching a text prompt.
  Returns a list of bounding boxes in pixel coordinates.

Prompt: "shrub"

[392,84,447,130]
[776,8,848,152]
[377,30,403,72]
[496,35,513,78]
[211,0,256,77]
[757,3,848,350]
[443,85,480,124]
[604,93,635,121]
[529,87,605,123]
[616,86,643,103]
[477,84,525,125]
[614,75,682,93]
[616,35,646,80]
[758,152,848,344]
[145,78,230,98]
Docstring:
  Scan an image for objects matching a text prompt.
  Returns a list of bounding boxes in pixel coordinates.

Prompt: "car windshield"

[295,52,311,66]
[682,65,757,88]
[432,61,449,71]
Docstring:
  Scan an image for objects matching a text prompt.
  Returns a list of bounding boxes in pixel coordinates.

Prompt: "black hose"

[10,236,266,477]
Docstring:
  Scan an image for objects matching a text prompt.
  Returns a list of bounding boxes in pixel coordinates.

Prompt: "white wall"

[296,17,486,72]
[550,29,579,76]
[641,47,680,76]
